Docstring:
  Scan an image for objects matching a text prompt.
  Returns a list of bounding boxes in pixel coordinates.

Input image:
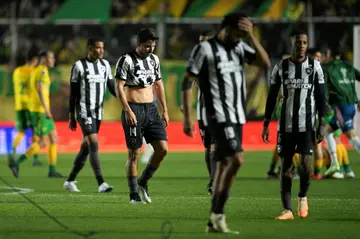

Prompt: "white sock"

[325,132,339,167]
[349,136,360,152]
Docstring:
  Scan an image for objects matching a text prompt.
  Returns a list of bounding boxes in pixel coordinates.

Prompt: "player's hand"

[69,115,76,131]
[238,18,253,35]
[316,125,325,144]
[357,104,360,112]
[126,111,137,126]
[261,126,270,143]
[45,110,53,119]
[183,118,194,137]
[162,111,169,127]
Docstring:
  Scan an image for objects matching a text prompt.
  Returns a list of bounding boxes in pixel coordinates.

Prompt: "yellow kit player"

[9,51,42,166]
[8,50,63,178]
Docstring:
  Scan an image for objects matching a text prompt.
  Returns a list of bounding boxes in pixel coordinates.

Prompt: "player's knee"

[81,143,89,155]
[155,144,168,158]
[129,149,141,161]
[209,143,216,152]
[299,155,312,173]
[88,141,98,153]
[232,152,244,168]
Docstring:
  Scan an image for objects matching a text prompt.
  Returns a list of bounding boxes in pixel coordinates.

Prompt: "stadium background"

[0,0,360,153]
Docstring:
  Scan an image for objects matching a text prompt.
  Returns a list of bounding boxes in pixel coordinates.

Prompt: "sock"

[339,144,351,173]
[48,144,57,173]
[280,174,292,210]
[88,142,104,186]
[349,136,360,152]
[325,132,339,167]
[11,132,25,154]
[212,189,230,214]
[268,147,279,173]
[205,148,211,178]
[33,154,39,162]
[67,143,89,182]
[127,176,138,194]
[16,142,41,166]
[336,144,344,167]
[292,153,300,167]
[313,158,323,175]
[138,164,158,186]
[298,170,311,198]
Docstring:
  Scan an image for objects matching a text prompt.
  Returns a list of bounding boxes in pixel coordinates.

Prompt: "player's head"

[320,46,331,63]
[87,37,104,60]
[26,48,39,66]
[199,30,215,42]
[136,28,159,58]
[38,50,55,68]
[289,29,308,60]
[221,12,249,44]
[329,44,342,59]
[307,48,322,61]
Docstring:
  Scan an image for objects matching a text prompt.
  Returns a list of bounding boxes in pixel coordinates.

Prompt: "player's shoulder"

[116,53,132,66]
[149,53,160,63]
[235,40,255,53]
[99,58,111,68]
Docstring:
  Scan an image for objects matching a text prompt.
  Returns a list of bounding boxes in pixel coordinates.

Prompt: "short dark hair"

[221,12,249,28]
[137,28,159,43]
[87,37,103,47]
[200,30,216,37]
[27,48,38,61]
[329,44,342,57]
[290,29,308,38]
[38,50,52,58]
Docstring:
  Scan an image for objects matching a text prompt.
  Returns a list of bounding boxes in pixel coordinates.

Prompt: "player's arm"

[68,63,81,130]
[114,56,137,125]
[35,70,52,118]
[106,62,116,97]
[153,58,169,127]
[314,62,327,142]
[181,44,205,136]
[238,18,271,68]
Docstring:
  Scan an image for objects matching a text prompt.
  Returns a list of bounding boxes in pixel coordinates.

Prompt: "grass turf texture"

[0,151,360,239]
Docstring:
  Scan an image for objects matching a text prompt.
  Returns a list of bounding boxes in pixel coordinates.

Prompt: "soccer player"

[182,13,270,233]
[323,46,360,177]
[262,29,326,220]
[8,50,63,178]
[115,28,169,204]
[9,50,41,167]
[180,29,216,194]
[64,37,116,193]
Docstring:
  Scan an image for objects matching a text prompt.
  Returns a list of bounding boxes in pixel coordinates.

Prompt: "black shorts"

[122,102,167,150]
[207,121,243,159]
[198,120,215,148]
[276,131,315,157]
[78,117,101,136]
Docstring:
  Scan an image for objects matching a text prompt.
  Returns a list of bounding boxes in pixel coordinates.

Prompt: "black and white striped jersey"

[264,57,326,133]
[70,57,114,121]
[114,51,161,87]
[187,38,256,126]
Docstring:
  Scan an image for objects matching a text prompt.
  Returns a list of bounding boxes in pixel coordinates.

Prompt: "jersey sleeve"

[115,55,130,81]
[154,55,162,81]
[36,68,46,84]
[242,41,256,64]
[70,63,82,83]
[264,61,282,122]
[314,61,326,118]
[187,43,206,76]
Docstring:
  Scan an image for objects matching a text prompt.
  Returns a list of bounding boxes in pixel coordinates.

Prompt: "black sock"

[280,172,292,210]
[88,142,104,186]
[298,166,311,198]
[205,148,211,178]
[67,143,89,182]
[138,164,158,186]
[127,176,138,194]
[213,189,230,214]
[209,150,216,185]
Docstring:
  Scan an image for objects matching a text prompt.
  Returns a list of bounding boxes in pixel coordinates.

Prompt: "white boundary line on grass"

[0,186,34,195]
[4,193,359,203]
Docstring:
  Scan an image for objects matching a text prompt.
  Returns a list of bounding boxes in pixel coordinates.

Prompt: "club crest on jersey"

[100,66,106,72]
[305,66,313,75]
[149,60,155,67]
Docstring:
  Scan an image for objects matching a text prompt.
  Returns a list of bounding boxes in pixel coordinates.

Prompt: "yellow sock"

[268,147,280,173]
[11,132,25,153]
[24,142,41,159]
[314,158,323,175]
[339,144,349,165]
[48,144,57,172]
[292,153,300,167]
[336,144,344,166]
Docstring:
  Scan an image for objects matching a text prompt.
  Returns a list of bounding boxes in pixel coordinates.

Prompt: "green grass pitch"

[0,151,360,239]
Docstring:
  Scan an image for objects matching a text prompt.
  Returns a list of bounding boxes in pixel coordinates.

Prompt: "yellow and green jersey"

[13,65,34,110]
[29,65,51,113]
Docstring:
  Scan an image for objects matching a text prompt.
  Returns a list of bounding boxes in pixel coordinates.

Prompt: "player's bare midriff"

[125,85,154,103]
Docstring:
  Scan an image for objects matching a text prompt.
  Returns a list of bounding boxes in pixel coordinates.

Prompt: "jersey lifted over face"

[323,60,360,105]
[115,51,161,88]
